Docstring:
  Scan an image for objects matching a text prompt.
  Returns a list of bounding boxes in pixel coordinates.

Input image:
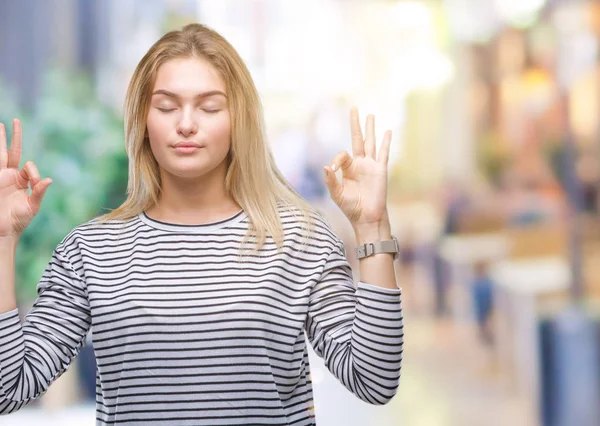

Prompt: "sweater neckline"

[138,209,247,233]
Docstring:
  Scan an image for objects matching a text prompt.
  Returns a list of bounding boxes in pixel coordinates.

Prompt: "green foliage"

[0,69,128,301]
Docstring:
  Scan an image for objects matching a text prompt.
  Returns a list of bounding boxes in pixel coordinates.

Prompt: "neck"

[148,164,241,224]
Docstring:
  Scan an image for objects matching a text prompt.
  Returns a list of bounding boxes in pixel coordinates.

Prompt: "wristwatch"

[355,236,400,261]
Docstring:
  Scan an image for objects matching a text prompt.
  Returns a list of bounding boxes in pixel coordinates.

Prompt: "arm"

[353,212,397,290]
[0,242,91,415]
[305,236,403,405]
[0,238,18,315]
[316,107,405,404]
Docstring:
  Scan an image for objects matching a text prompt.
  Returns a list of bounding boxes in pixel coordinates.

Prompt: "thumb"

[323,165,343,205]
[29,178,52,210]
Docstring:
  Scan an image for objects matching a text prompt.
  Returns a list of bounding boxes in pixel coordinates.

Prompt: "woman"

[0,23,403,425]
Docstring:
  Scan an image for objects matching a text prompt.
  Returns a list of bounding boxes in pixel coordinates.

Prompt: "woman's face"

[146,56,231,180]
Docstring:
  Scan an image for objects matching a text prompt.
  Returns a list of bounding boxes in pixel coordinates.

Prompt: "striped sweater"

[0,206,404,425]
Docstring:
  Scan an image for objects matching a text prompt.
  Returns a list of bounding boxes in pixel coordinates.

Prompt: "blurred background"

[2,0,600,425]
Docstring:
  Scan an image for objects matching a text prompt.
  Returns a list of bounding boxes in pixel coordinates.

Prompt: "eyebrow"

[151,89,227,99]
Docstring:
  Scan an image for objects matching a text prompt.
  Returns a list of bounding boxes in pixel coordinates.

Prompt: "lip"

[172,141,204,154]
[173,141,203,148]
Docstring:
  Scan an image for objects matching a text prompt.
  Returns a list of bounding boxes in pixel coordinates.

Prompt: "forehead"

[152,57,226,94]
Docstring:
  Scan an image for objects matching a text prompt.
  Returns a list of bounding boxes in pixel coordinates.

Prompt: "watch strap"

[355,236,399,260]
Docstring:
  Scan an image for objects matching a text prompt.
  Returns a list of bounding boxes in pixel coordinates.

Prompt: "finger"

[378,130,392,165]
[22,161,41,188]
[0,123,7,169]
[29,178,52,210]
[365,114,376,159]
[330,150,353,173]
[18,161,41,190]
[350,107,365,157]
[7,119,22,169]
[323,165,342,205]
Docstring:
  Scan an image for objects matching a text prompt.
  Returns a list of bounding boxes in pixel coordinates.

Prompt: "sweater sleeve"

[304,239,404,405]
[0,246,91,415]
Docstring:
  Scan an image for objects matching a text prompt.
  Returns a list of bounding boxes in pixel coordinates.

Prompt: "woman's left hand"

[324,107,392,229]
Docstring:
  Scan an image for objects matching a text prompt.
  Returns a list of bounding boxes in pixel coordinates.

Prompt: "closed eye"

[157,107,176,113]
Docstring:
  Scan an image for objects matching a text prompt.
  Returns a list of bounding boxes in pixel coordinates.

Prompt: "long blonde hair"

[97,23,317,251]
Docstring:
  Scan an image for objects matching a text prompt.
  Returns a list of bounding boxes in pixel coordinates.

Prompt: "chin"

[169,168,212,179]
[162,162,222,180]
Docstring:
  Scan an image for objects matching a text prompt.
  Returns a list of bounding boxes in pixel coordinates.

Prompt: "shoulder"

[276,202,343,251]
[56,214,140,253]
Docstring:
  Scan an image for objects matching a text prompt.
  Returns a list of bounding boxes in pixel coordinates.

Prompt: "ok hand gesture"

[324,108,392,229]
[0,119,52,239]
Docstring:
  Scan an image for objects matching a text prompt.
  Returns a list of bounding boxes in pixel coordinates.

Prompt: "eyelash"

[157,108,220,114]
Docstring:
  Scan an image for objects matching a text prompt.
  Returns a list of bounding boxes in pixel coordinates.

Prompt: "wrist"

[0,236,19,251]
[352,221,392,245]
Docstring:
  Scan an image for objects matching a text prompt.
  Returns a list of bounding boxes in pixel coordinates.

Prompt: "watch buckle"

[365,243,375,256]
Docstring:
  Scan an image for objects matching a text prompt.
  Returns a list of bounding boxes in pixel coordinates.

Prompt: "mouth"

[172,142,204,154]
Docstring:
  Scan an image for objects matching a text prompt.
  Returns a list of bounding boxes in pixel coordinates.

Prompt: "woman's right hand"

[0,119,52,239]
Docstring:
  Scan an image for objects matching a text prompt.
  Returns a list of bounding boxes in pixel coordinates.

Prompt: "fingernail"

[331,164,337,171]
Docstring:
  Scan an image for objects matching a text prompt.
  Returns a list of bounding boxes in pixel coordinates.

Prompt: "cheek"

[146,111,168,140]
[146,114,170,160]
[207,115,232,149]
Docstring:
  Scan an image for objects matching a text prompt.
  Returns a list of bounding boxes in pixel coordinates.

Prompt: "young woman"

[0,23,403,425]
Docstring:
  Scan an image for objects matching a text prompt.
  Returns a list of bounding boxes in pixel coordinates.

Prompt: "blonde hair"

[97,23,317,251]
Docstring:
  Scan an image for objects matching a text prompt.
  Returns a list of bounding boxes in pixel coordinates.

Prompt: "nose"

[176,108,198,138]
